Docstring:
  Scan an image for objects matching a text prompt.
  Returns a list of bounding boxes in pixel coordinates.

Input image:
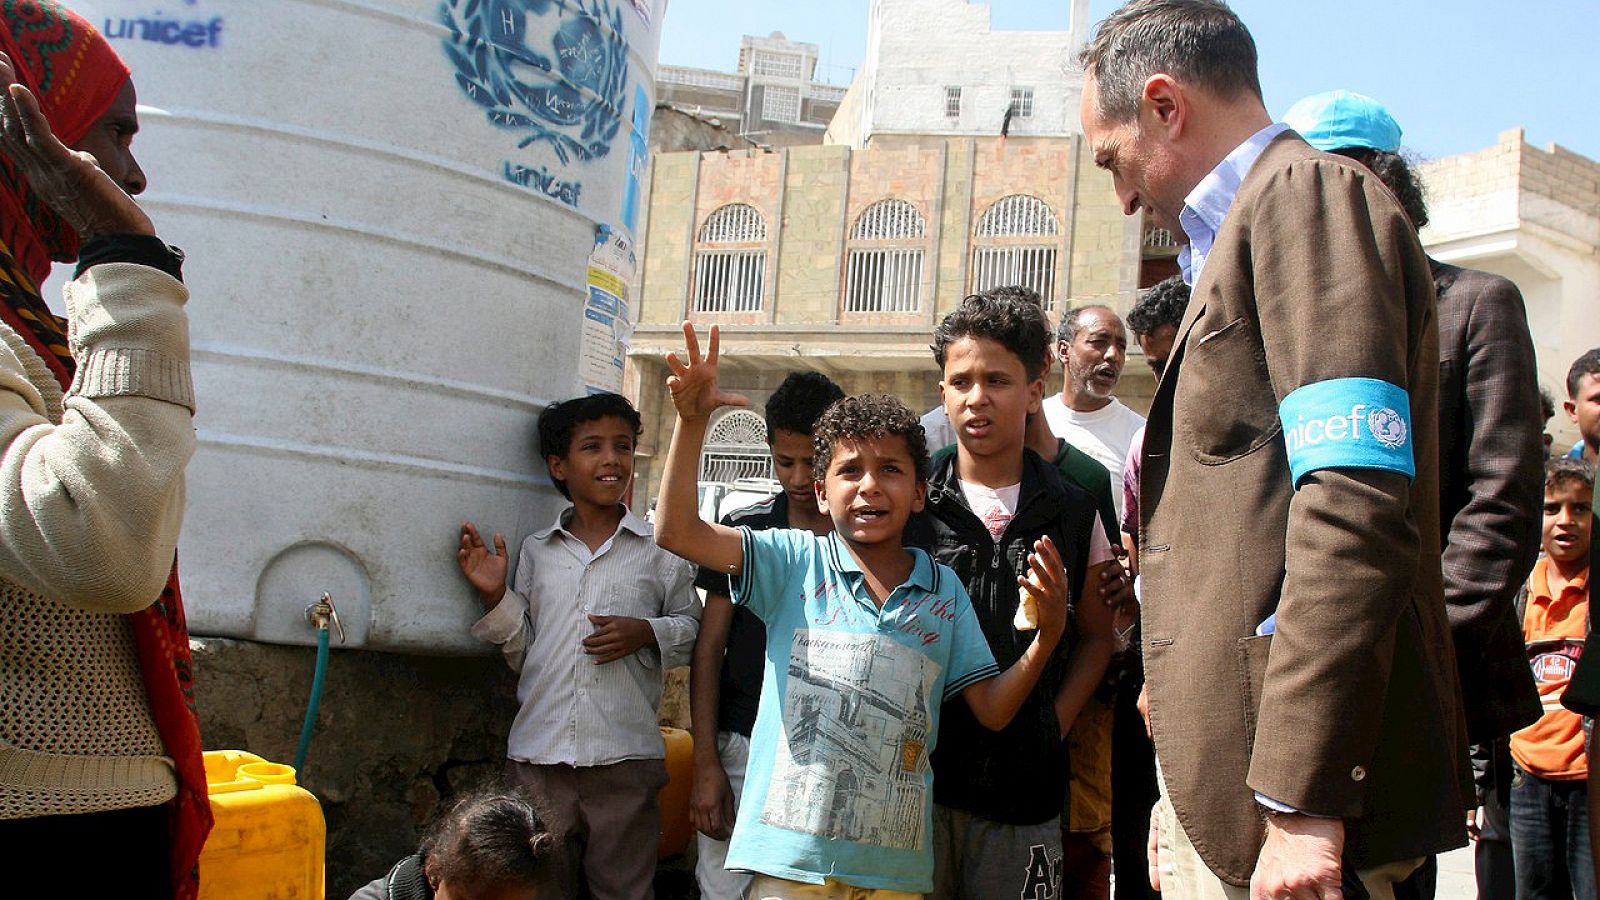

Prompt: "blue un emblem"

[439,0,630,168]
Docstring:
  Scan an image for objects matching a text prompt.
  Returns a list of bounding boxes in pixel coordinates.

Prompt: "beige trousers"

[1151,762,1420,900]
[745,875,922,900]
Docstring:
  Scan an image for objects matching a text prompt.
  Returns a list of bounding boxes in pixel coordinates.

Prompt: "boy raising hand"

[655,323,1069,898]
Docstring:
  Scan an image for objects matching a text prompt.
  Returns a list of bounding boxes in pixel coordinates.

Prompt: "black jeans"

[0,804,171,897]
[1511,768,1596,900]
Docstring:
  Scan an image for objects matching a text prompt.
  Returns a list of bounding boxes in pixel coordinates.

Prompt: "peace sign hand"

[665,322,750,422]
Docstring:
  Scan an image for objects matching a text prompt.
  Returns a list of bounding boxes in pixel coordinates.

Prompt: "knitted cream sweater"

[0,262,195,819]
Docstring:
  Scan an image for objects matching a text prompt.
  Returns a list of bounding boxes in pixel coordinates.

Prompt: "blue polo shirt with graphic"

[726,528,999,894]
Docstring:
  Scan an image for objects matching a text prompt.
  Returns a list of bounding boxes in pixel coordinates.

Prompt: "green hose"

[293,625,331,776]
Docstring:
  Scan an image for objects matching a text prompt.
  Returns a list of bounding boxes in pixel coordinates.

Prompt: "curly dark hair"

[1126,276,1189,337]
[766,372,846,439]
[932,289,1052,382]
[811,394,929,483]
[537,392,642,500]
[1546,456,1595,493]
[1568,347,1600,398]
[1332,147,1430,230]
[420,786,556,893]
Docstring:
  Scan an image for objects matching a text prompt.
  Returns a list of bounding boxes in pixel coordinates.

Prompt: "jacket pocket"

[1178,317,1283,465]
[1237,633,1273,754]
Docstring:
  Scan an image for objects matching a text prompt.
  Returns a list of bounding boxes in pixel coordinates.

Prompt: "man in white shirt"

[1044,305,1146,519]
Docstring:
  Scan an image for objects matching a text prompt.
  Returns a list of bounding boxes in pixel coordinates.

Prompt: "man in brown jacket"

[1077,3,1470,900]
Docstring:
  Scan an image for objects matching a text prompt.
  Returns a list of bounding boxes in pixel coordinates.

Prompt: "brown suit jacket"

[1139,133,1470,885]
[1432,260,1543,745]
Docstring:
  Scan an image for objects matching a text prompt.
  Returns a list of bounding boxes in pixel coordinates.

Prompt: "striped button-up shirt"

[472,506,700,766]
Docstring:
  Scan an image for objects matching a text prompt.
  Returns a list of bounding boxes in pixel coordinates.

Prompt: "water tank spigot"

[304,593,346,645]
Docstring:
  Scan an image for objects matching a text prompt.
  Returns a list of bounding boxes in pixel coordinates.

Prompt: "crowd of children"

[420,299,1600,900]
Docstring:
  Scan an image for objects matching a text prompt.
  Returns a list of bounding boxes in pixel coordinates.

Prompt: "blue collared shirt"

[1177,122,1289,285]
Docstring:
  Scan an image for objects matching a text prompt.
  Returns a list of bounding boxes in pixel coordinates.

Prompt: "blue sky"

[656,0,1598,163]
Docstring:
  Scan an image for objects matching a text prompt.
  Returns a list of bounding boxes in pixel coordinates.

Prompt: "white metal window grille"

[694,204,769,313]
[971,247,1058,306]
[761,85,802,124]
[751,52,803,79]
[1144,225,1178,249]
[945,86,962,118]
[699,203,768,244]
[845,199,927,314]
[972,195,1060,307]
[700,410,772,483]
[975,195,1059,238]
[1010,87,1034,118]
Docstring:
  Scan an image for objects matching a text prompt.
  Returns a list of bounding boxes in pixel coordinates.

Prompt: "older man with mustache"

[1045,305,1147,521]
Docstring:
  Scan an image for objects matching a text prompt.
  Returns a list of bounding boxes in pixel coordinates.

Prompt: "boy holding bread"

[904,291,1122,899]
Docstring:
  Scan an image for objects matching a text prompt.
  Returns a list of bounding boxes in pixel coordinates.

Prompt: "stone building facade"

[625,135,1147,501]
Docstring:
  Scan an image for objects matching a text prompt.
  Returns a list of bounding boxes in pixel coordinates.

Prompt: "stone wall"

[193,638,690,899]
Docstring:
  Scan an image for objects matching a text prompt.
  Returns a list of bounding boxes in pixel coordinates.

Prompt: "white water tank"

[68,0,663,652]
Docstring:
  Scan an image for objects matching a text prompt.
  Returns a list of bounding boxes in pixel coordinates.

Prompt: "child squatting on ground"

[654,322,1071,899]
[457,392,701,900]
[349,788,557,900]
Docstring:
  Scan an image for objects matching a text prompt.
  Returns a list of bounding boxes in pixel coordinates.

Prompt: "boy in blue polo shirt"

[655,323,1071,898]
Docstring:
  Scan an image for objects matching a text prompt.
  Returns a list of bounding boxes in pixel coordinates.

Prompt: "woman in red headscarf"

[0,3,209,897]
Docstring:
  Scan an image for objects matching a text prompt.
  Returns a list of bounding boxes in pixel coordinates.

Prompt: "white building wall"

[834,0,1088,146]
[1421,130,1600,449]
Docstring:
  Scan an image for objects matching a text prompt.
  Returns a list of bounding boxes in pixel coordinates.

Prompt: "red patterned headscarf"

[0,5,212,898]
[0,0,129,285]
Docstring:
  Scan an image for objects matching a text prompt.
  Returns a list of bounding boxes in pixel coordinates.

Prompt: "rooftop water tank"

[69,0,662,652]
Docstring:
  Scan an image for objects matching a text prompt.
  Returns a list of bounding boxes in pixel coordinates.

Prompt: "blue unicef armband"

[1279,377,1415,488]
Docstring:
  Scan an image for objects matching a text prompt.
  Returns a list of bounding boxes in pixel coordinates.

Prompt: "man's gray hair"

[1078,0,1263,123]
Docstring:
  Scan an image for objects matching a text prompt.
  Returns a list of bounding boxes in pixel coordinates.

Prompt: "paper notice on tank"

[582,232,635,394]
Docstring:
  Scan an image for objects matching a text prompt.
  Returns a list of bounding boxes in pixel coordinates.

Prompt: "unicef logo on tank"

[1367,406,1408,449]
[439,0,632,208]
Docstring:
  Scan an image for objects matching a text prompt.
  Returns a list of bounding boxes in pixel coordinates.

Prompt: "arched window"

[971,194,1060,308]
[844,199,926,314]
[694,204,769,313]
[699,409,772,483]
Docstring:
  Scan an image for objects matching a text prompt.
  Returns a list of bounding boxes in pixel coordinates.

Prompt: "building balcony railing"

[658,66,745,92]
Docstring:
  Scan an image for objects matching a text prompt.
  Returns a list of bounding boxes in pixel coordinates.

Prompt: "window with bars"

[761,85,801,124]
[845,199,927,314]
[971,194,1060,307]
[693,204,769,314]
[1010,87,1034,118]
[944,86,962,118]
[751,51,803,79]
[699,410,772,483]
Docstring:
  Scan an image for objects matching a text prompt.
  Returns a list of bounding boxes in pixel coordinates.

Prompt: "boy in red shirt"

[1511,456,1595,900]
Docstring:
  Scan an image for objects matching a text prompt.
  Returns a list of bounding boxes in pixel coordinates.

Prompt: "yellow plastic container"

[658,726,694,859]
[200,750,326,899]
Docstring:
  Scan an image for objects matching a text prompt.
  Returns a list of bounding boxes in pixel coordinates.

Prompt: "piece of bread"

[1014,574,1041,631]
